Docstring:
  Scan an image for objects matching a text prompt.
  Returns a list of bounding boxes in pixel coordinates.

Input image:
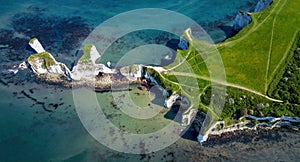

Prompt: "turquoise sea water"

[1,0,299,161]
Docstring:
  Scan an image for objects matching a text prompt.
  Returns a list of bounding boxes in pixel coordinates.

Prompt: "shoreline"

[17,0,300,145]
[197,114,300,143]
[201,126,299,147]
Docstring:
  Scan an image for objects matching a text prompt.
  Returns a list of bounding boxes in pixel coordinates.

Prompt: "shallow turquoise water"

[2,0,296,161]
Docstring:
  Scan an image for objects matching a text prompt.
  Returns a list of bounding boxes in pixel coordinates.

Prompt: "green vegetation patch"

[78,44,93,64]
[202,85,300,127]
[146,68,181,94]
[270,32,300,104]
[146,0,300,133]
[217,0,300,93]
[27,52,56,69]
[29,38,37,44]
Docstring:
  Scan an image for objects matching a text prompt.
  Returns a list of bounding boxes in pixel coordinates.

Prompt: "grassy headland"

[146,0,300,126]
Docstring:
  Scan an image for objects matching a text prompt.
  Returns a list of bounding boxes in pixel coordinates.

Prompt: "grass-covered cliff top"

[217,0,300,94]
[146,0,300,128]
[151,0,299,101]
[27,51,56,69]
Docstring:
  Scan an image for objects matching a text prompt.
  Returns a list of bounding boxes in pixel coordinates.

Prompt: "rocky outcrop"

[254,0,272,12]
[246,115,300,123]
[27,51,73,80]
[196,115,300,143]
[27,39,117,82]
[29,38,45,53]
[18,61,28,70]
[231,0,272,33]
[164,93,180,108]
[27,38,73,79]
[26,38,144,88]
[71,44,115,80]
[178,37,189,50]
[120,65,143,81]
[233,10,251,31]
[181,108,198,126]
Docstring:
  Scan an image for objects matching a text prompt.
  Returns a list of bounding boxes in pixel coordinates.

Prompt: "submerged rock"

[254,0,272,12]
[0,10,91,65]
[233,10,251,32]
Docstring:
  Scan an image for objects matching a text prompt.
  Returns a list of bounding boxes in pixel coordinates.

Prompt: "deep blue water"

[2,0,299,161]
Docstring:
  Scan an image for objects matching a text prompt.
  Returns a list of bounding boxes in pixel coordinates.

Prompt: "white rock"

[164,93,180,108]
[95,64,115,74]
[19,61,28,70]
[31,58,47,74]
[107,61,111,68]
[132,65,143,78]
[119,65,143,81]
[48,65,64,74]
[181,109,197,126]
[90,45,100,65]
[29,38,45,53]
[8,69,18,74]
[197,134,208,143]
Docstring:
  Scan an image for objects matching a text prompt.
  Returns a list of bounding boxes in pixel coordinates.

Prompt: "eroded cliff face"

[232,0,272,33]
[178,37,189,50]
[233,11,251,32]
[254,0,272,12]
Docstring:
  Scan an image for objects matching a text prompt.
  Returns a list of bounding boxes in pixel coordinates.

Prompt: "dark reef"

[0,6,92,68]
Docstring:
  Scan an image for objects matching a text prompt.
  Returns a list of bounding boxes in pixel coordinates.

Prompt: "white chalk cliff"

[71,44,115,80]
[29,38,45,53]
[26,38,143,83]
[27,38,72,79]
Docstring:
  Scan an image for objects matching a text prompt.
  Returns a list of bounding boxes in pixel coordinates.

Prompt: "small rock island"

[26,38,144,88]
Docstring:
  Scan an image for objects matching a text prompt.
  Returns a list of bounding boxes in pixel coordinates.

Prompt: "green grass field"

[217,0,300,94]
[151,0,300,99]
[146,0,300,130]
